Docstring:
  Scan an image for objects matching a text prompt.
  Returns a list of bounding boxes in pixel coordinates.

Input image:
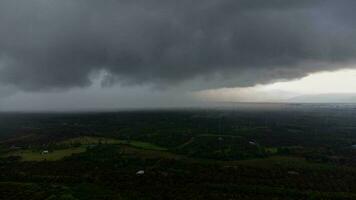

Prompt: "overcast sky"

[1,0,356,111]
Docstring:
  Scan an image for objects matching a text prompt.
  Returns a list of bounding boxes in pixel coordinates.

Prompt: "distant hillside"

[288,93,356,103]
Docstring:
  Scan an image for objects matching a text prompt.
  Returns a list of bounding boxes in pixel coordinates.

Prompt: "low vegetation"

[0,107,355,199]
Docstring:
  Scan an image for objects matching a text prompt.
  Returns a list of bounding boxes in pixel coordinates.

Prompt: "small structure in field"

[10,145,23,150]
[249,141,257,146]
[287,171,300,175]
[41,150,49,155]
[136,170,145,176]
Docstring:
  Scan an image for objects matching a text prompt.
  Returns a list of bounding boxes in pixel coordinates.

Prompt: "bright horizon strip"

[197,69,356,102]
[262,69,356,95]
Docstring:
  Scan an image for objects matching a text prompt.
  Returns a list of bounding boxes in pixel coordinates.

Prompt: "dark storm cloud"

[0,0,356,91]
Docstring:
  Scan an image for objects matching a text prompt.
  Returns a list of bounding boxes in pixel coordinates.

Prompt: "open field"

[61,136,167,151]
[230,156,341,170]
[4,136,167,161]
[6,147,86,161]
[127,140,167,151]
[60,136,122,145]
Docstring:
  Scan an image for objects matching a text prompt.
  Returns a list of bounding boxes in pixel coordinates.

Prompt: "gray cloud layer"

[1,0,356,91]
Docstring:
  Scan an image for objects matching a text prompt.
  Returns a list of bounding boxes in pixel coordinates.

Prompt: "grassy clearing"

[120,145,180,159]
[229,156,341,170]
[127,141,167,151]
[198,134,243,138]
[265,147,278,154]
[3,136,167,162]
[61,136,167,151]
[7,147,86,161]
[177,134,244,149]
[60,136,121,145]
